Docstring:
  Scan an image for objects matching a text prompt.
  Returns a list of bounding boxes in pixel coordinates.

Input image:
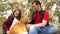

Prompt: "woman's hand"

[6,31,9,34]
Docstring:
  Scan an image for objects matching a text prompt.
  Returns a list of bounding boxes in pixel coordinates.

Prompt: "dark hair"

[32,0,41,7]
[13,9,21,20]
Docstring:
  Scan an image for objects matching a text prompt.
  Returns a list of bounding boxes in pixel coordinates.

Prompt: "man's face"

[32,3,39,11]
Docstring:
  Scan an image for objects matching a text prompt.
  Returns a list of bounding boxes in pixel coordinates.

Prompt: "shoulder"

[44,10,49,14]
[7,15,14,21]
[8,15,13,19]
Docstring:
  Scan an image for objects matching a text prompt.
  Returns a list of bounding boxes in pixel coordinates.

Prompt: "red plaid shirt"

[34,11,49,24]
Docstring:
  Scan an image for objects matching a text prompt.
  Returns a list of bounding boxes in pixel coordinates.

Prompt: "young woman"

[2,9,21,34]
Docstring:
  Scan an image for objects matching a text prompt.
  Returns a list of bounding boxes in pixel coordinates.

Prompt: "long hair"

[13,9,21,20]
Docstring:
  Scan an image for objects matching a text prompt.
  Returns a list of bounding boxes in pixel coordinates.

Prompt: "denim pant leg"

[29,26,42,34]
[3,29,6,34]
[41,25,58,34]
[28,25,58,34]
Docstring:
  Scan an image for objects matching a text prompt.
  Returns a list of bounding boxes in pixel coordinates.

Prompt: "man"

[26,0,58,34]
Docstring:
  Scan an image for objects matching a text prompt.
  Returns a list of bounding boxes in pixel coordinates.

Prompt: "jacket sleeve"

[2,16,13,32]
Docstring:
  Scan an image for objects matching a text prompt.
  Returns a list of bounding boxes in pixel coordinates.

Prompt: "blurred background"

[0,0,60,34]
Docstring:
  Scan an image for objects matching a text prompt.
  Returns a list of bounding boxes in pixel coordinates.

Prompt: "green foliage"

[53,10,59,16]
[45,1,54,10]
[0,1,6,12]
[0,17,6,27]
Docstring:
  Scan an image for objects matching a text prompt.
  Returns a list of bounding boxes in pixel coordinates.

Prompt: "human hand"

[26,24,32,29]
[6,31,9,34]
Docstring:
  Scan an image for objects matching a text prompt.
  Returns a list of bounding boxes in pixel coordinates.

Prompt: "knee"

[28,26,39,34]
[52,25,58,32]
[48,25,59,33]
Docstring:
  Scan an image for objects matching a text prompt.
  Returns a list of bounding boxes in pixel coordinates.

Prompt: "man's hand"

[27,20,32,23]
[26,24,33,29]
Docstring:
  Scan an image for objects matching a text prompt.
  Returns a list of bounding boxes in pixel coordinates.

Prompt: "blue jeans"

[29,25,58,34]
[3,29,6,34]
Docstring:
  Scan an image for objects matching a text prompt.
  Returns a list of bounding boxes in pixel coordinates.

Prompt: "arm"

[2,16,13,33]
[33,11,49,27]
[33,20,47,27]
[27,11,49,27]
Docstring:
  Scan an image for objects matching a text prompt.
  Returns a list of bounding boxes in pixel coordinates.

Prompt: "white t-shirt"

[10,17,19,29]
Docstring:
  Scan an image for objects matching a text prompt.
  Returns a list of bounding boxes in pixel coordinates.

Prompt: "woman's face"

[14,10,20,17]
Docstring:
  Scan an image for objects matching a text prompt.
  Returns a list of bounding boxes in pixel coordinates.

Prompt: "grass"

[0,27,2,34]
[0,17,6,34]
[0,17,6,27]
